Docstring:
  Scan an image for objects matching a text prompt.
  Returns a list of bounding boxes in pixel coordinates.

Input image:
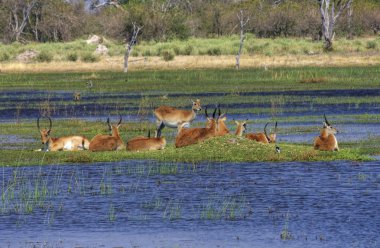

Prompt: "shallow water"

[1,160,379,247]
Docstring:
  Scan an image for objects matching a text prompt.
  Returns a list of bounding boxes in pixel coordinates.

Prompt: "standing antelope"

[314,115,339,151]
[175,107,219,148]
[154,99,202,137]
[234,119,247,136]
[127,130,166,151]
[89,116,126,151]
[246,122,278,144]
[37,116,90,151]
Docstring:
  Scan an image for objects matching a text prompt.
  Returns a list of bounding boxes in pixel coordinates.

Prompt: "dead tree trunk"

[124,23,142,73]
[235,10,249,70]
[347,3,353,39]
[318,0,353,51]
[9,0,37,42]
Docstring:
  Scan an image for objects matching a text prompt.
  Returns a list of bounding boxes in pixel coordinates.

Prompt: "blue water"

[1,160,379,247]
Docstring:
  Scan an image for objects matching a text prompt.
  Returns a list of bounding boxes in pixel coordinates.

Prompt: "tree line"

[0,0,379,45]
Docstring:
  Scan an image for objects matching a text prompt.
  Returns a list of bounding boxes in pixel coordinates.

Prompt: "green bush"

[81,53,100,63]
[66,53,78,62]
[36,51,53,62]
[131,50,139,57]
[142,50,152,56]
[173,46,181,55]
[0,52,10,62]
[183,45,193,55]
[207,48,221,56]
[162,50,175,61]
[366,41,377,49]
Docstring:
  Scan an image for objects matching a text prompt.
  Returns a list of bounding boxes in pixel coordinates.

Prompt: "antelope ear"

[190,99,194,104]
[323,122,328,128]
[47,129,51,135]
[235,121,239,125]
[220,117,227,121]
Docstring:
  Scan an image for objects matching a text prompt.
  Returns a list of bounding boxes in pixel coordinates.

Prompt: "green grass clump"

[66,53,78,62]
[36,51,53,62]
[162,50,175,61]
[81,53,100,63]
[0,51,10,62]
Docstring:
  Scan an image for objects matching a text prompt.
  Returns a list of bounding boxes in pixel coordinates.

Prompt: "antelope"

[206,108,229,136]
[246,122,278,144]
[175,107,219,148]
[154,99,202,137]
[89,116,126,151]
[127,130,166,151]
[314,115,339,151]
[73,92,81,101]
[37,116,90,151]
[234,119,247,136]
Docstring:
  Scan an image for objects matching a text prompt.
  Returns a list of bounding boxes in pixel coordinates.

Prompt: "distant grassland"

[0,35,380,72]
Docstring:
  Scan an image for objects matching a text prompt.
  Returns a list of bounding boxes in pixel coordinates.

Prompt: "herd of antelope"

[36,99,339,152]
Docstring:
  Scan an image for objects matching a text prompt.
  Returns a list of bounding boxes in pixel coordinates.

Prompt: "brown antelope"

[127,130,166,151]
[246,122,278,144]
[37,117,90,151]
[205,108,229,136]
[314,115,339,151]
[89,116,126,151]
[154,99,202,137]
[234,119,247,136]
[175,107,219,148]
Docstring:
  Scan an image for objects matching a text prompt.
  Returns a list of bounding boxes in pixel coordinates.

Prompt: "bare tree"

[318,0,353,50]
[7,0,37,42]
[91,0,125,11]
[236,9,249,70]
[347,3,353,39]
[124,23,142,73]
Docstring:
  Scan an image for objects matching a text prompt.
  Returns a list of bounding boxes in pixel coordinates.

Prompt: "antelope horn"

[212,107,217,119]
[205,107,209,118]
[264,122,270,141]
[274,121,278,134]
[37,116,41,131]
[117,115,122,126]
[324,114,331,126]
[107,117,112,131]
[218,107,221,117]
[47,117,52,132]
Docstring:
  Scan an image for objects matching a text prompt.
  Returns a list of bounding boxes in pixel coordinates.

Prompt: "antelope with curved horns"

[37,116,90,151]
[206,107,229,136]
[246,122,278,144]
[89,116,126,151]
[127,130,166,151]
[154,99,202,137]
[175,107,219,148]
[234,119,247,136]
[313,114,339,151]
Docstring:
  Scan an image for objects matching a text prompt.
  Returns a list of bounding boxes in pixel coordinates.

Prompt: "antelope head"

[37,116,52,145]
[191,99,202,112]
[322,114,338,135]
[264,122,278,143]
[234,119,247,136]
[107,115,123,137]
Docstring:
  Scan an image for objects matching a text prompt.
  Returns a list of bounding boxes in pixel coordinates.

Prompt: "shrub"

[0,52,10,62]
[36,51,53,62]
[162,50,175,61]
[207,48,221,56]
[131,50,139,57]
[142,50,152,56]
[366,41,377,49]
[173,46,181,55]
[183,45,193,55]
[81,53,100,63]
[66,53,78,62]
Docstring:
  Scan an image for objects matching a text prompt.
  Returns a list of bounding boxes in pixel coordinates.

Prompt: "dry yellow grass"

[1,54,379,73]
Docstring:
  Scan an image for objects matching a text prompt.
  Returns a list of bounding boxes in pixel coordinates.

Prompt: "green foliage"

[36,51,53,62]
[162,50,175,61]
[81,53,100,63]
[0,51,10,62]
[366,40,378,49]
[66,52,78,62]
[207,47,222,56]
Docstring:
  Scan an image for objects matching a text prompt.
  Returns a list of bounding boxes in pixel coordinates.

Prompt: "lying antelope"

[314,115,339,151]
[175,107,219,148]
[154,99,202,137]
[206,108,229,136]
[37,116,90,151]
[89,116,126,151]
[127,130,166,151]
[246,122,278,144]
[234,119,247,136]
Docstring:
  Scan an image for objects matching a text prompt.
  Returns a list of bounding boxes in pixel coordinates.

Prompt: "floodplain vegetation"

[1,66,380,166]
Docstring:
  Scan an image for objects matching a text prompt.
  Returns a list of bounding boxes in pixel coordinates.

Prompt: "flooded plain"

[1,160,379,247]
